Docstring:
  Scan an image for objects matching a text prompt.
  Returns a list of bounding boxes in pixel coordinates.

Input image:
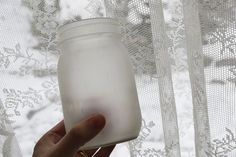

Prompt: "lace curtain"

[0,0,235,156]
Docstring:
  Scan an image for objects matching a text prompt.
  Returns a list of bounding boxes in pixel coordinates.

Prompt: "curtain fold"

[149,0,181,156]
[182,0,211,156]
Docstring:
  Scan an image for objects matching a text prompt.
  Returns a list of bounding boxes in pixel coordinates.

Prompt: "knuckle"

[33,133,50,150]
[34,139,43,151]
[47,132,62,143]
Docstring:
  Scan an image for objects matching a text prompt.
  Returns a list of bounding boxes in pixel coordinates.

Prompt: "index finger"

[51,114,106,157]
[49,120,66,136]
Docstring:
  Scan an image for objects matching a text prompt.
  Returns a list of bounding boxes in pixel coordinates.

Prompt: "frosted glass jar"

[57,18,142,150]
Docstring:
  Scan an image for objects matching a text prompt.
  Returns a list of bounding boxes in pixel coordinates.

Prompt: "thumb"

[51,114,105,157]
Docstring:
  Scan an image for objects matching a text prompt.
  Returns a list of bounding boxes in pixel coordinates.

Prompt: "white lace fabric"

[0,0,235,157]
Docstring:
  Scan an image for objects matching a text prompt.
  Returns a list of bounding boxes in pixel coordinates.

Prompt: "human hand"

[33,114,115,157]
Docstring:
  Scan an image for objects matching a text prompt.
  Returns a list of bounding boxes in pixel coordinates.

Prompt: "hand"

[33,114,115,157]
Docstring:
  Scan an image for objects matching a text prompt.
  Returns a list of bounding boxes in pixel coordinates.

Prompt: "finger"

[51,114,106,157]
[35,120,65,147]
[94,145,116,157]
[46,120,66,144]
[33,120,66,156]
[49,120,66,136]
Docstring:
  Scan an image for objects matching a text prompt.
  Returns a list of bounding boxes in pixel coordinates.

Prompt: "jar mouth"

[58,17,120,35]
[58,18,121,45]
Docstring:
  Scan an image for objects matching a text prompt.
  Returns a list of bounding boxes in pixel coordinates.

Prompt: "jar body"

[58,30,142,149]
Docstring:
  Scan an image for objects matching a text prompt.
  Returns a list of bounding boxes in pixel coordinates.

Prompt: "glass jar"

[57,18,142,150]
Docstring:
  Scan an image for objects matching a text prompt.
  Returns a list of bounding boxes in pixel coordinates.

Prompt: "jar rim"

[58,17,120,35]
[58,17,121,45]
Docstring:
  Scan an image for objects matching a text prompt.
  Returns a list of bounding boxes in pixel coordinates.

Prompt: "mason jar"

[57,18,142,150]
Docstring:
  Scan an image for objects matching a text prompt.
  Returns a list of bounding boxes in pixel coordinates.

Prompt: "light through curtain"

[0,0,235,157]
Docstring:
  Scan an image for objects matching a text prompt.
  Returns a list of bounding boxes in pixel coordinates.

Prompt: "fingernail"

[87,114,106,129]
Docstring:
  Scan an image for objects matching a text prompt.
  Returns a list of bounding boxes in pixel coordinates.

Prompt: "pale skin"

[33,114,116,157]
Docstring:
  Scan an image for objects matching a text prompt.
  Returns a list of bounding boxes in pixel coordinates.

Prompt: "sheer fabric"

[0,0,235,157]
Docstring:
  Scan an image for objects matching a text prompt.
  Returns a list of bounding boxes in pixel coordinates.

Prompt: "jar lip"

[58,17,121,45]
[58,33,121,47]
[58,17,120,35]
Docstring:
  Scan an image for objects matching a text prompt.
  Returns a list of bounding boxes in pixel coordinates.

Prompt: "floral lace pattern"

[207,128,236,156]
[182,0,211,156]
[0,43,41,75]
[22,0,60,54]
[129,119,166,157]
